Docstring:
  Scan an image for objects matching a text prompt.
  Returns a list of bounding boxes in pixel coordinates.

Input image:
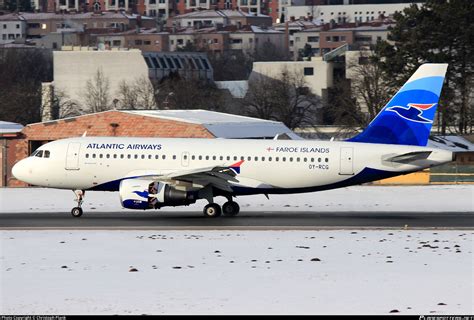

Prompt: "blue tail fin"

[348,63,448,146]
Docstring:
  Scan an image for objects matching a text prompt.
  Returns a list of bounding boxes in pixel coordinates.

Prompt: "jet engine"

[119,179,196,210]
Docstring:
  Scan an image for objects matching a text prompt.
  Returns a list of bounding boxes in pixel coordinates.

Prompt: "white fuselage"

[13,137,453,195]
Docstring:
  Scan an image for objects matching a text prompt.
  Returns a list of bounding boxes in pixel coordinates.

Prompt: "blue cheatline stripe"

[89,167,406,196]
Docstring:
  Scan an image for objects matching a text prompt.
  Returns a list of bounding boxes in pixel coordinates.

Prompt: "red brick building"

[4,110,294,187]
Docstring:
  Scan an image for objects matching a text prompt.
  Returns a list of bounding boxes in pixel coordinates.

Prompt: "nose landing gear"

[71,190,85,218]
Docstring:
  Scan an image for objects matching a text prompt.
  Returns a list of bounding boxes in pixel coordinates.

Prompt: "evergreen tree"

[376,0,474,134]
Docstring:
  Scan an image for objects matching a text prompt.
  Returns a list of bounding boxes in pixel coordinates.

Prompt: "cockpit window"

[31,150,39,157]
[44,150,50,158]
[35,150,43,158]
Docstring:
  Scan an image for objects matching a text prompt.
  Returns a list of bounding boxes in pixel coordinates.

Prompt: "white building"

[284,2,423,24]
[251,56,333,97]
[0,14,27,44]
[53,47,150,112]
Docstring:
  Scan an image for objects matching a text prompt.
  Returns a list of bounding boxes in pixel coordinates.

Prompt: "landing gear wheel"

[222,201,240,217]
[71,190,85,218]
[203,203,222,218]
[71,207,83,218]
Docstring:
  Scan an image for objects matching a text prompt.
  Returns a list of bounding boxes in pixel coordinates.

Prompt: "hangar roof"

[123,110,299,139]
[0,121,23,135]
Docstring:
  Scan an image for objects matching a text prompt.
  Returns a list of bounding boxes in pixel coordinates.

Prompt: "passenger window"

[213,156,216,160]
[120,154,124,159]
[304,158,307,162]
[318,158,321,162]
[192,155,196,160]
[254,157,258,161]
[276,157,279,161]
[35,150,43,157]
[155,155,159,159]
[325,158,329,162]
[106,154,110,159]
[148,155,152,159]
[311,158,315,162]
[297,158,300,162]
[173,155,177,160]
[141,155,145,159]
[227,156,230,161]
[240,156,244,161]
[220,156,223,161]
[269,157,272,161]
[86,154,89,158]
[99,154,103,159]
[162,155,166,160]
[92,154,96,159]
[247,156,251,161]
[134,155,138,159]
[289,157,293,162]
[44,150,50,158]
[199,155,202,160]
[127,154,131,159]
[113,154,117,159]
[282,157,286,162]
[205,156,209,160]
[261,157,265,161]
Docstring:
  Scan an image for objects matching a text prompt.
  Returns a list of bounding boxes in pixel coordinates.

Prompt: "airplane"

[12,63,454,218]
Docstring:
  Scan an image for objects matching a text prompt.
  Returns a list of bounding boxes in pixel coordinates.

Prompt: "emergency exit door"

[181,152,190,167]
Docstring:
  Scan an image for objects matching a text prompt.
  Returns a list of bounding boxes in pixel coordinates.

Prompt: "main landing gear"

[203,198,240,218]
[71,190,85,218]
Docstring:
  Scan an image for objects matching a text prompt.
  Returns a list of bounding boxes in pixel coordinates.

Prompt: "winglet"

[229,160,244,174]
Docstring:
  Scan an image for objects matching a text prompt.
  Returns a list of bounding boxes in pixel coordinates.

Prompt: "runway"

[1,211,473,229]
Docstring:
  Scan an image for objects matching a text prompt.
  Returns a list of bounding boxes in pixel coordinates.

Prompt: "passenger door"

[339,147,354,175]
[65,142,81,170]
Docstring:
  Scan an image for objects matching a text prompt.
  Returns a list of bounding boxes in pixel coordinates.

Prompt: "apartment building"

[6,11,154,44]
[274,18,319,58]
[292,22,391,59]
[284,2,424,24]
[229,25,285,56]
[95,28,170,51]
[168,9,272,29]
[0,14,27,44]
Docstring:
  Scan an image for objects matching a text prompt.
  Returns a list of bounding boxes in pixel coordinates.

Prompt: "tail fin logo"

[386,103,437,124]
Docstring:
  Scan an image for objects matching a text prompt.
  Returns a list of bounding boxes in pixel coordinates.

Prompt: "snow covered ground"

[1,185,473,213]
[1,230,472,315]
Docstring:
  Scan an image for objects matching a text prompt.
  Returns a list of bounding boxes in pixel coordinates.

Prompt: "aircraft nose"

[12,159,28,182]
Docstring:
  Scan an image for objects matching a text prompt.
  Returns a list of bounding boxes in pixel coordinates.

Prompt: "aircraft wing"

[131,161,244,192]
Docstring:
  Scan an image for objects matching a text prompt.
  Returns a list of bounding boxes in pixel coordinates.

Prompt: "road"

[1,211,473,229]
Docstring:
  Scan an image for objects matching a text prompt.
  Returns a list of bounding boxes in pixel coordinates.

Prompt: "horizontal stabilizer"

[385,151,432,164]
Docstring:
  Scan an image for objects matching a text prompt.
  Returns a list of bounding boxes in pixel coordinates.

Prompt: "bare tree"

[53,88,83,119]
[319,49,392,135]
[346,50,393,123]
[116,76,157,110]
[154,73,225,111]
[134,76,157,110]
[244,68,321,130]
[83,67,111,113]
